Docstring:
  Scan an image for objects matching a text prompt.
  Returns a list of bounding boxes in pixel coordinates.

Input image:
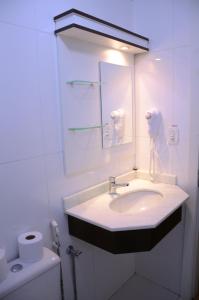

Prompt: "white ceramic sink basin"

[109,189,163,214]
[64,179,189,231]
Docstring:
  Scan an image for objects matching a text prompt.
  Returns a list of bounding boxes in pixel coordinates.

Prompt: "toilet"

[0,248,61,300]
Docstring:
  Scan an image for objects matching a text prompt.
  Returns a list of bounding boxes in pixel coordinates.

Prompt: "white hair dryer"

[145,108,160,139]
[110,109,125,145]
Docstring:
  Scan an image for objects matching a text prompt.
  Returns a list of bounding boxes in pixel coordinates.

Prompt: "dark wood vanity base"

[67,206,182,254]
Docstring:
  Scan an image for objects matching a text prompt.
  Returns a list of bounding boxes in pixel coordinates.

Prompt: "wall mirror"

[99,62,133,148]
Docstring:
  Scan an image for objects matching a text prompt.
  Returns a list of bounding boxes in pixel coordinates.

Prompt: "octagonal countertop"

[64,179,188,232]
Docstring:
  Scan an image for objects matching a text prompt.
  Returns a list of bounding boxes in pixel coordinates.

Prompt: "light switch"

[168,125,179,145]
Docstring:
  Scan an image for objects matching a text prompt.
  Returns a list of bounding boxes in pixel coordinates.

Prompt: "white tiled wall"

[0,157,51,258]
[0,0,134,33]
[133,0,199,298]
[0,1,136,299]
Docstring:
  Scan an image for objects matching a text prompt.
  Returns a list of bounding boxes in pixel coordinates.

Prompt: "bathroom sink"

[64,180,187,231]
[109,189,163,214]
[64,178,189,253]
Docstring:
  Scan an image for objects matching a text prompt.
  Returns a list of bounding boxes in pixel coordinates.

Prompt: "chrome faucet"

[109,176,129,194]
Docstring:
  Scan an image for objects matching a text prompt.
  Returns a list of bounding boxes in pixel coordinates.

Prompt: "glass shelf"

[68,125,103,131]
[66,80,100,86]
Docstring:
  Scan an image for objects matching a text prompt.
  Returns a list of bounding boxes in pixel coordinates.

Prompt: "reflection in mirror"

[99,62,133,148]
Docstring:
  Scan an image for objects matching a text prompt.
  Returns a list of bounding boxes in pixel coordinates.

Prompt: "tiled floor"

[110,274,179,300]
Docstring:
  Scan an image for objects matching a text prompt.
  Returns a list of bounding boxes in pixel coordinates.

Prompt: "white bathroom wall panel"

[0,157,51,259]
[0,23,43,163]
[36,32,62,155]
[173,0,195,48]
[181,43,199,298]
[135,50,173,174]
[133,0,173,51]
[0,1,136,299]
[179,140,199,300]
[135,223,184,293]
[0,0,134,33]
[93,248,135,300]
[0,24,61,164]
[133,0,199,298]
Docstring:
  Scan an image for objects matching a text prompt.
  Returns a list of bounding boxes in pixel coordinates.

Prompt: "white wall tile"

[135,50,173,139]
[55,0,134,31]
[0,24,61,164]
[136,137,150,170]
[190,0,199,47]
[133,0,173,51]
[133,1,199,299]
[74,239,96,300]
[0,23,44,163]
[93,248,135,300]
[0,1,37,29]
[36,32,62,155]
[172,47,190,133]
[190,46,199,136]
[0,157,51,261]
[167,47,191,184]
[135,223,184,294]
[43,153,75,300]
[135,49,173,174]
[181,133,199,299]
[173,0,195,48]
[0,0,134,33]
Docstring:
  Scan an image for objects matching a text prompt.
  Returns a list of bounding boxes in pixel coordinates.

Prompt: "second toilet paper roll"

[18,231,43,263]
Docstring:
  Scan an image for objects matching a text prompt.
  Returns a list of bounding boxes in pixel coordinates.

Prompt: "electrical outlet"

[168,125,179,145]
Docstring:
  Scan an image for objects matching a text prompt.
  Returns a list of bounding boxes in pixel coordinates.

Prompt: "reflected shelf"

[66,80,100,86]
[68,125,104,131]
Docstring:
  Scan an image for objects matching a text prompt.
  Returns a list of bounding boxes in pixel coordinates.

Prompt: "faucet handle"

[109,176,116,183]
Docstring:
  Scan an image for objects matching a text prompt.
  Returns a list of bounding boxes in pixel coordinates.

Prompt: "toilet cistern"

[109,176,129,194]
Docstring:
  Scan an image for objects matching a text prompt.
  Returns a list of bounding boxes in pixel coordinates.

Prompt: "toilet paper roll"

[18,231,43,263]
[0,249,8,283]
